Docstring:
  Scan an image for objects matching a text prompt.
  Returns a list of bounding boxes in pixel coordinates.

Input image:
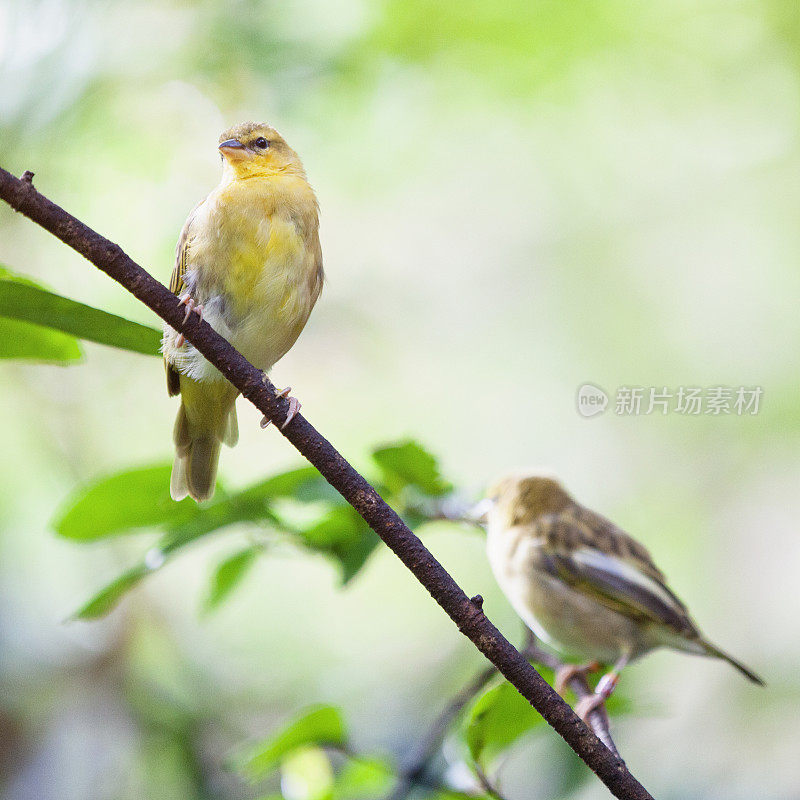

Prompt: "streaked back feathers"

[486,473,764,683]
[488,473,664,580]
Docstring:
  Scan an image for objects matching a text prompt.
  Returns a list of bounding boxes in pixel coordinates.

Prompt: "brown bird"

[484,472,763,720]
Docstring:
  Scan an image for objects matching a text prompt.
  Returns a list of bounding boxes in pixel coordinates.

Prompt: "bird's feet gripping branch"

[260,380,302,430]
[175,293,204,347]
[573,657,629,722]
[555,661,602,696]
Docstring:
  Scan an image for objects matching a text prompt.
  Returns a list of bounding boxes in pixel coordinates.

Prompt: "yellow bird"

[162,122,323,502]
[483,473,763,720]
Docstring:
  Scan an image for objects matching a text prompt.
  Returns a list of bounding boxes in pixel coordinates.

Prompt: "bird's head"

[483,472,573,528]
[217,122,305,179]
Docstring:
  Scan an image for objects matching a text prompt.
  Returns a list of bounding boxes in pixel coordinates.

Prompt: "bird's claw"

[175,294,204,347]
[555,661,602,696]
[575,693,607,722]
[281,396,301,429]
[594,670,620,699]
[260,387,302,431]
[275,387,301,429]
[178,294,204,324]
[573,670,619,723]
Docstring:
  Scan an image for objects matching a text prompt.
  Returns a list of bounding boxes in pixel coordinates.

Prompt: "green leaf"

[280,747,334,800]
[0,265,162,356]
[72,563,150,619]
[57,463,372,617]
[244,705,347,780]
[465,680,544,767]
[372,440,451,496]
[332,758,393,799]
[54,464,198,541]
[298,506,378,584]
[235,466,335,505]
[158,466,332,552]
[0,316,83,362]
[204,545,260,611]
[165,486,376,585]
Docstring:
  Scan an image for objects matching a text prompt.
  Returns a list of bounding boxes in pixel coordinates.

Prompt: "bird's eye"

[254,137,269,149]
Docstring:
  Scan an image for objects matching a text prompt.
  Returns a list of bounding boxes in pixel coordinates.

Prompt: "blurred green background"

[1,0,799,798]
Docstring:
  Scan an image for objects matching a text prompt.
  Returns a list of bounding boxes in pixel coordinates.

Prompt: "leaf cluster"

[1,263,625,797]
[54,439,452,620]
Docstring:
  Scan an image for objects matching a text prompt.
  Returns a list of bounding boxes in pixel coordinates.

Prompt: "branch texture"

[387,632,621,800]
[0,166,653,800]
[521,633,622,759]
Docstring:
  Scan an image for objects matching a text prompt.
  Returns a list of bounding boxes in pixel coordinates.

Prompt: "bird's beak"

[466,498,494,525]
[218,139,248,161]
[218,138,245,151]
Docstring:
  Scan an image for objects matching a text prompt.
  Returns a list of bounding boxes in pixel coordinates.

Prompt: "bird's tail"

[700,639,765,686]
[171,379,238,503]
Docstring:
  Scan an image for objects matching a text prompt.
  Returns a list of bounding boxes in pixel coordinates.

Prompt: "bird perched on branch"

[162,122,323,502]
[483,473,763,720]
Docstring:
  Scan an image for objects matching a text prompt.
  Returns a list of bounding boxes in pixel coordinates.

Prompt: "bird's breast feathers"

[487,526,641,661]
[176,176,322,379]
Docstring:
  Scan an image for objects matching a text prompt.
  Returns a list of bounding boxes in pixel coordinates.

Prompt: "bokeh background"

[1,1,799,798]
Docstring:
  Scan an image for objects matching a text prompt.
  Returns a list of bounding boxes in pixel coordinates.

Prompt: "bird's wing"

[165,203,201,397]
[538,510,699,638]
[567,504,668,583]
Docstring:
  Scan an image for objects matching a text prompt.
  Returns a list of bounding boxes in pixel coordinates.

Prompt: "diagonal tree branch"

[520,633,622,760]
[403,503,625,765]
[385,631,621,800]
[0,166,653,800]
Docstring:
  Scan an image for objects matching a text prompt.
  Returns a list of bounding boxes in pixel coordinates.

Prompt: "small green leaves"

[54,464,197,541]
[331,757,393,799]
[56,440,454,617]
[0,264,162,357]
[239,708,395,800]
[244,705,347,780]
[278,747,335,800]
[465,680,545,767]
[0,317,82,362]
[72,563,150,619]
[204,545,260,611]
[235,466,335,505]
[297,506,378,585]
[372,439,451,497]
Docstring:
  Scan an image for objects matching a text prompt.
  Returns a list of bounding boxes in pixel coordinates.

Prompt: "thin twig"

[0,167,651,800]
[403,499,624,764]
[475,763,511,800]
[385,631,621,800]
[519,632,622,760]
[385,663,497,800]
